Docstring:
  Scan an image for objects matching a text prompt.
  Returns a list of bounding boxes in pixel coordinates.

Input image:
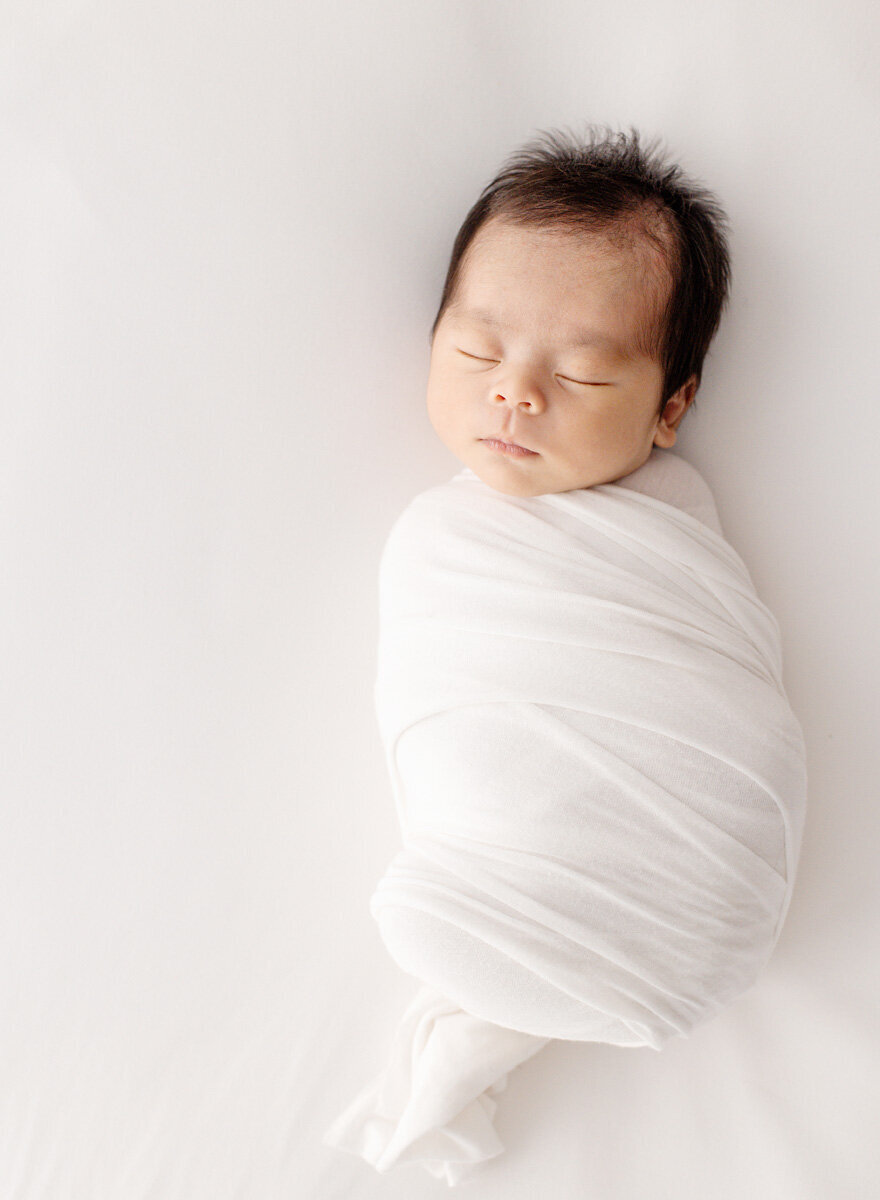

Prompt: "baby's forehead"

[451,217,672,359]
[461,216,673,305]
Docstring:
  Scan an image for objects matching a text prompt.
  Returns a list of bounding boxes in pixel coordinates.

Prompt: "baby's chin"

[463,443,657,496]
[468,444,628,495]
[465,458,588,498]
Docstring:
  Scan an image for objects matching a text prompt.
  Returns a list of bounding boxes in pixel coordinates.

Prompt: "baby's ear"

[653,376,698,448]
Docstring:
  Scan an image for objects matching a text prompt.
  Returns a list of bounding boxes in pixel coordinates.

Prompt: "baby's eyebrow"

[447,307,629,357]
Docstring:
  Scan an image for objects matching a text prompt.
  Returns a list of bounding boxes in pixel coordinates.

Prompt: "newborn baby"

[324,127,807,1185]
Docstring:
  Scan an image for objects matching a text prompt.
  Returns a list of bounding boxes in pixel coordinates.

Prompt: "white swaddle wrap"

[324,453,807,1185]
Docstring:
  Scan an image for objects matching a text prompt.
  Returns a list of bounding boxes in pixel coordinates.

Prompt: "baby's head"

[427,127,730,496]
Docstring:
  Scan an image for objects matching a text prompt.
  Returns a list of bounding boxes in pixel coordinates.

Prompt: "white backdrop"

[2,2,878,1197]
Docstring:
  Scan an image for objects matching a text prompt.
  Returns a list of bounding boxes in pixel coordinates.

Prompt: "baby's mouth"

[481,438,539,457]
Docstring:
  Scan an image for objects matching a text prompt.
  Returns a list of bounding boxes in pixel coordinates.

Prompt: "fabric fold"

[322,985,549,1185]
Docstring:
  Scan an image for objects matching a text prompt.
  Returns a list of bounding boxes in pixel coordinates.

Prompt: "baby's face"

[427,218,692,497]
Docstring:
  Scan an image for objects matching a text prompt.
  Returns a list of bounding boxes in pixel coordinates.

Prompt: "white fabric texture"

[324,454,807,1184]
[615,447,724,537]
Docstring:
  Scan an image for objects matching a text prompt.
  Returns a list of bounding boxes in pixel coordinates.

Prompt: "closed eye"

[557,375,612,387]
[457,349,500,363]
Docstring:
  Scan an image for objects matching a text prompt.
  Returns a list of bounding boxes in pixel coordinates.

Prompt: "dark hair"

[431,126,731,410]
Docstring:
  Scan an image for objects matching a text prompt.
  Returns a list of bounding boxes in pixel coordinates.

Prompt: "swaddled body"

[324,454,806,1184]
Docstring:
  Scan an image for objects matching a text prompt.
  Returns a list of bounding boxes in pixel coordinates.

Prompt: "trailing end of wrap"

[322,984,549,1185]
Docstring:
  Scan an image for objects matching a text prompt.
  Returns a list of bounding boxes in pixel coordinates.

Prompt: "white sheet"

[3,3,879,1198]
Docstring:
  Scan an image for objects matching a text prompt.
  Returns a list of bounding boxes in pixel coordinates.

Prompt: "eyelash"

[456,349,608,387]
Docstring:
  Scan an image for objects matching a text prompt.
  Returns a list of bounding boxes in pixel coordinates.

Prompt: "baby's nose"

[491,377,546,412]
